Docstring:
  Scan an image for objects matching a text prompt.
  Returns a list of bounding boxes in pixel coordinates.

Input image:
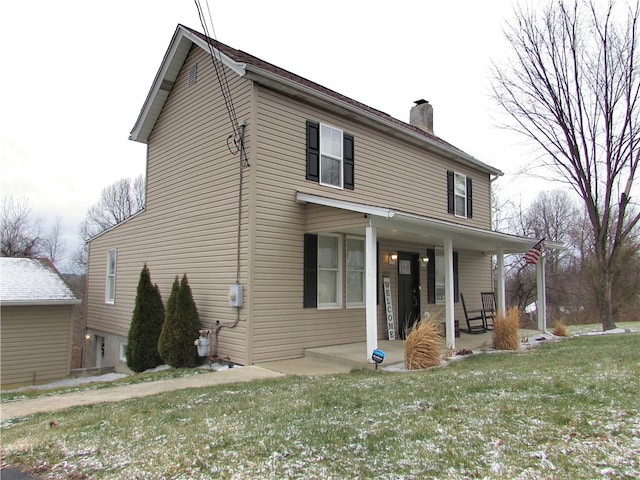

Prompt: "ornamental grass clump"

[552,321,570,337]
[493,307,520,351]
[404,319,442,370]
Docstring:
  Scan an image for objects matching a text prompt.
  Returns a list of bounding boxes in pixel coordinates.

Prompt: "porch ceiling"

[296,192,563,254]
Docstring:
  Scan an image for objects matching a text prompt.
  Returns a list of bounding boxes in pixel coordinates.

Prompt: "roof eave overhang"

[246,66,503,177]
[2,299,82,307]
[296,192,563,254]
[129,25,247,144]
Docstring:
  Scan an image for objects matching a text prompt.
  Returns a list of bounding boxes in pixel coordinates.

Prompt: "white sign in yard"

[383,276,395,340]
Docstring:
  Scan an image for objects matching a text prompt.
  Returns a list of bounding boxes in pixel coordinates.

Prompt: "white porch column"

[444,238,455,349]
[496,248,506,318]
[365,225,378,362]
[536,255,547,332]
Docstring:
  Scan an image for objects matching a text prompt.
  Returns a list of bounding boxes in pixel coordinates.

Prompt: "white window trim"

[105,249,117,305]
[454,172,467,218]
[319,123,344,189]
[317,233,342,309]
[346,235,366,308]
[119,343,127,362]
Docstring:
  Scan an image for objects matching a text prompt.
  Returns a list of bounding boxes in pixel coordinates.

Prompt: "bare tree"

[80,175,145,241]
[1,196,43,257]
[71,175,145,273]
[491,0,640,330]
[500,190,580,324]
[40,215,66,265]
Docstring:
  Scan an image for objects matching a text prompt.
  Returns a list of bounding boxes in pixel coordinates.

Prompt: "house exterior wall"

[86,40,496,369]
[1,305,73,387]
[86,46,254,368]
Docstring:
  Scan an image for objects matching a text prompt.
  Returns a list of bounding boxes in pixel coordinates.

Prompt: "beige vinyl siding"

[1,305,73,386]
[256,87,492,228]
[86,46,253,365]
[455,251,494,320]
[248,86,494,361]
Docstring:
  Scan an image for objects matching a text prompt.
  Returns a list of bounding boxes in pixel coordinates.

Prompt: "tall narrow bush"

[157,274,201,368]
[126,264,164,373]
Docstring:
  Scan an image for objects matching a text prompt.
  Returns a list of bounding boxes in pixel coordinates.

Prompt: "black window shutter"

[303,234,318,308]
[343,133,354,190]
[453,251,459,302]
[306,121,319,182]
[447,171,454,214]
[466,178,473,218]
[427,248,435,304]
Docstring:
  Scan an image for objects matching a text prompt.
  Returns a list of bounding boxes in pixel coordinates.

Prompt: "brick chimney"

[410,99,433,135]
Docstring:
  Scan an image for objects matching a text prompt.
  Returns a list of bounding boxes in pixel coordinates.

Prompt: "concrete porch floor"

[257,328,542,375]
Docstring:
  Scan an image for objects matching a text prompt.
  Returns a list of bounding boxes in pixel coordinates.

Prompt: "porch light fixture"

[420,255,429,267]
[388,253,398,265]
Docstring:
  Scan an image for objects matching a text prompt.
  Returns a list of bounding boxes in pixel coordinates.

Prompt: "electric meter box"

[228,284,244,307]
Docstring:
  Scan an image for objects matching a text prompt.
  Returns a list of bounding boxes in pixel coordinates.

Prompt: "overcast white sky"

[1,0,540,269]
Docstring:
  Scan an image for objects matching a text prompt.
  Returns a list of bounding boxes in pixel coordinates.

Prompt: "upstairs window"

[320,124,343,187]
[105,249,117,304]
[306,120,354,190]
[454,172,467,217]
[447,171,473,218]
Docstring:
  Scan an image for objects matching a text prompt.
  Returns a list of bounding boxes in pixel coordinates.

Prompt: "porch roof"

[296,192,564,254]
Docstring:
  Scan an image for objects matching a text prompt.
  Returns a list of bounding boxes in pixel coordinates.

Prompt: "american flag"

[524,238,545,265]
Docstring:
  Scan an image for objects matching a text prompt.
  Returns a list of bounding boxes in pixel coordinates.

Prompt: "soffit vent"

[188,63,198,86]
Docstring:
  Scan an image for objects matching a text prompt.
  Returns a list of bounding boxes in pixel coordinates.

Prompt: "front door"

[397,252,421,339]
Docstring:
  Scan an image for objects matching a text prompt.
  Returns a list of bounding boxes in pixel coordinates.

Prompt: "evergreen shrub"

[126,264,164,373]
[158,274,201,368]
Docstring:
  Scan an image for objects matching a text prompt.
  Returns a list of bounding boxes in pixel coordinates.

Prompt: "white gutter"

[296,192,395,218]
[2,299,82,306]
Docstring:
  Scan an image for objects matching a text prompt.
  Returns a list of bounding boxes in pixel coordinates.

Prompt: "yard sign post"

[383,276,395,340]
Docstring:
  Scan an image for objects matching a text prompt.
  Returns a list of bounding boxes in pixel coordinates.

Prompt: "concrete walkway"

[2,330,527,421]
[0,366,284,421]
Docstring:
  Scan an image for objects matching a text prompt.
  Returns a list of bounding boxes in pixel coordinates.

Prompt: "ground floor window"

[346,236,365,306]
[427,248,459,304]
[105,249,116,304]
[317,234,342,308]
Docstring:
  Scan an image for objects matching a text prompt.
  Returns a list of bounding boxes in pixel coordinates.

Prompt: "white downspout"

[365,224,378,362]
[444,238,455,350]
[536,255,547,332]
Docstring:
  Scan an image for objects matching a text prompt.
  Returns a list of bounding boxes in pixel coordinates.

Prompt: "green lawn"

[2,333,639,479]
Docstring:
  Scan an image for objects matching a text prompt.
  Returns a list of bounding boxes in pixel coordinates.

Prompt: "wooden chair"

[481,292,497,330]
[460,293,486,334]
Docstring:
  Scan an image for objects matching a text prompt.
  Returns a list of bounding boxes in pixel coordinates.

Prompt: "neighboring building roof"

[130,24,503,177]
[0,258,81,306]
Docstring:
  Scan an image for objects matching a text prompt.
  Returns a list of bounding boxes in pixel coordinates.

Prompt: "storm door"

[397,252,421,339]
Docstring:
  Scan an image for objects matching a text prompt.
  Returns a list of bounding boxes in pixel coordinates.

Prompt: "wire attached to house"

[194,2,239,136]
[193,0,246,335]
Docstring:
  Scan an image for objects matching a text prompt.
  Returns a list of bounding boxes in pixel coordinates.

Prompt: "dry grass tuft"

[405,319,442,370]
[552,322,570,337]
[493,307,521,351]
